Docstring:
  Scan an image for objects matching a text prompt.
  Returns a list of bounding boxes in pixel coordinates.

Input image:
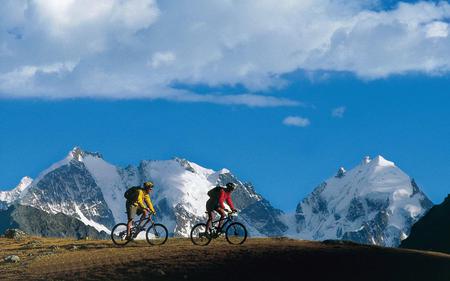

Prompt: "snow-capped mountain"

[291,155,433,247]
[0,176,33,206]
[0,150,433,245]
[1,147,287,237]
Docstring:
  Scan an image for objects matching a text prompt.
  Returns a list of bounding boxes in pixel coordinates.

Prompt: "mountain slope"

[0,177,33,205]
[2,147,287,237]
[0,204,108,239]
[400,194,450,254]
[292,155,433,246]
[2,238,450,281]
[20,149,115,231]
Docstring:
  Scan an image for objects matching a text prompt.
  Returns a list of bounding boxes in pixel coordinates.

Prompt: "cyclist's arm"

[144,194,156,213]
[218,189,226,209]
[225,193,235,211]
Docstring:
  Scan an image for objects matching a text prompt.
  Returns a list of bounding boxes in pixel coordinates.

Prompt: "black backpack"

[124,186,141,201]
[207,186,222,200]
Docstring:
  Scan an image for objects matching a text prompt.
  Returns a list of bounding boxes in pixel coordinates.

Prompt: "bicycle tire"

[146,223,168,245]
[111,223,130,246]
[225,222,247,245]
[190,223,212,246]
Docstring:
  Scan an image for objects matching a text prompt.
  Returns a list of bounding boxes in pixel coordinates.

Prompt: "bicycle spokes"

[225,222,247,245]
[111,223,130,246]
[190,223,212,246]
[146,224,168,245]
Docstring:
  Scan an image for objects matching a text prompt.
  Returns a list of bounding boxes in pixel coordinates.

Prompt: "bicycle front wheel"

[190,223,211,246]
[225,222,247,245]
[111,223,130,246]
[146,223,168,245]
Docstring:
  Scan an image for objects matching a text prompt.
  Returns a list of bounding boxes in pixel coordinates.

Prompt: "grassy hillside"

[1,237,449,281]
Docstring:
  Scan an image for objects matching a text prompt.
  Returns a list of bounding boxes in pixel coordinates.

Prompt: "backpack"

[207,185,222,200]
[124,186,141,201]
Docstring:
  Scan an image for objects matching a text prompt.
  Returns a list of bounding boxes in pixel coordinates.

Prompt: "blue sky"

[1,0,449,211]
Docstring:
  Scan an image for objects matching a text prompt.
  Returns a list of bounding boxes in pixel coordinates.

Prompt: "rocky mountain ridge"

[0,204,108,239]
[0,149,433,246]
[0,147,287,237]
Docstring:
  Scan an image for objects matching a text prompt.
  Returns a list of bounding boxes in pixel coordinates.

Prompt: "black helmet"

[226,182,237,190]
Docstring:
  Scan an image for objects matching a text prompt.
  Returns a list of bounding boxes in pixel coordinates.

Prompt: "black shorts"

[206,199,218,212]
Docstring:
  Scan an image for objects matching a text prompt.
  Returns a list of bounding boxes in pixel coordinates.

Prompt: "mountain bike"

[190,211,247,246]
[111,214,168,246]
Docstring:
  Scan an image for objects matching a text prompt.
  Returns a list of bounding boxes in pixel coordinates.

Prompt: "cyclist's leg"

[127,218,133,238]
[137,208,147,228]
[206,210,214,232]
[205,199,215,232]
[126,202,137,238]
[216,207,226,229]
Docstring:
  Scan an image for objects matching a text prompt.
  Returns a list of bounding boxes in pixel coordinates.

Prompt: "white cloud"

[283,116,311,127]
[332,106,346,118]
[33,0,159,40]
[0,61,77,94]
[0,0,450,105]
[150,51,176,68]
[169,92,301,107]
[426,21,449,38]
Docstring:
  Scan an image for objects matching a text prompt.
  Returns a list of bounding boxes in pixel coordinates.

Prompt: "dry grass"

[1,237,449,281]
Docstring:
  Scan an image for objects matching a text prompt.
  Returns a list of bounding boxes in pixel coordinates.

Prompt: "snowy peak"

[33,147,104,182]
[335,167,346,178]
[0,176,33,203]
[293,155,432,247]
[15,176,33,192]
[173,157,215,176]
[359,155,394,167]
[362,156,371,165]
[369,155,395,167]
[69,146,103,161]
[1,149,286,237]
[69,147,84,161]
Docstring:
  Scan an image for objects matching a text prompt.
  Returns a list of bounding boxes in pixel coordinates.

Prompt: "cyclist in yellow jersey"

[124,181,156,240]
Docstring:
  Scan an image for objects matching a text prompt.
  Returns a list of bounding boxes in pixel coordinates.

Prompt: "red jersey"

[218,189,235,210]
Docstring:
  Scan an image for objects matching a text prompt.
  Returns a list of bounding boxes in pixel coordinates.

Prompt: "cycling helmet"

[143,181,154,189]
[226,182,237,190]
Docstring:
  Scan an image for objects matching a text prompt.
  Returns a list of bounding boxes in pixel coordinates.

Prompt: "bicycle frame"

[131,215,155,234]
[210,213,236,232]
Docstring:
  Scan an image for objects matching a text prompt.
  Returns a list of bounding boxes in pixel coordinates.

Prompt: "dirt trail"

[1,237,449,281]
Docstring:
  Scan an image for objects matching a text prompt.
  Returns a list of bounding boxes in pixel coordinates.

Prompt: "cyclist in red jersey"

[206,182,237,232]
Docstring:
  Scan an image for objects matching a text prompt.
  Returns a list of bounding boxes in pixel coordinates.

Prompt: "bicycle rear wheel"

[111,223,130,246]
[225,222,247,245]
[146,223,168,245]
[190,223,212,246]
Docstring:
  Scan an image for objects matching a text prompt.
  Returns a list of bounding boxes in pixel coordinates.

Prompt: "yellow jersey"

[132,189,156,213]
